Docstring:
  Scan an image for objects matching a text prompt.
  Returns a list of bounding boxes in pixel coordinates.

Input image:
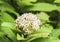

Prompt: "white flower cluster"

[16,13,41,34]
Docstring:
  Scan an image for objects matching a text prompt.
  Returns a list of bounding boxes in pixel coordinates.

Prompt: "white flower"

[15,13,41,34]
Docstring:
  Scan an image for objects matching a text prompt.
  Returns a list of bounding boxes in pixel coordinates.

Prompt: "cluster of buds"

[15,13,41,34]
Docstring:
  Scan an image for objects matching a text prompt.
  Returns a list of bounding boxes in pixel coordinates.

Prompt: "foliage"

[0,0,60,42]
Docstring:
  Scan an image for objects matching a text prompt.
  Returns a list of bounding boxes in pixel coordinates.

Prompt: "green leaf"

[28,3,57,11]
[50,29,60,38]
[36,12,49,24]
[0,1,14,12]
[57,6,60,11]
[16,0,37,6]
[30,37,60,42]
[0,36,11,42]
[0,32,5,37]
[1,23,17,42]
[17,34,25,40]
[0,1,19,17]
[54,0,60,3]
[40,24,53,34]
[1,22,16,30]
[1,12,14,23]
[26,24,53,42]
[0,32,11,42]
